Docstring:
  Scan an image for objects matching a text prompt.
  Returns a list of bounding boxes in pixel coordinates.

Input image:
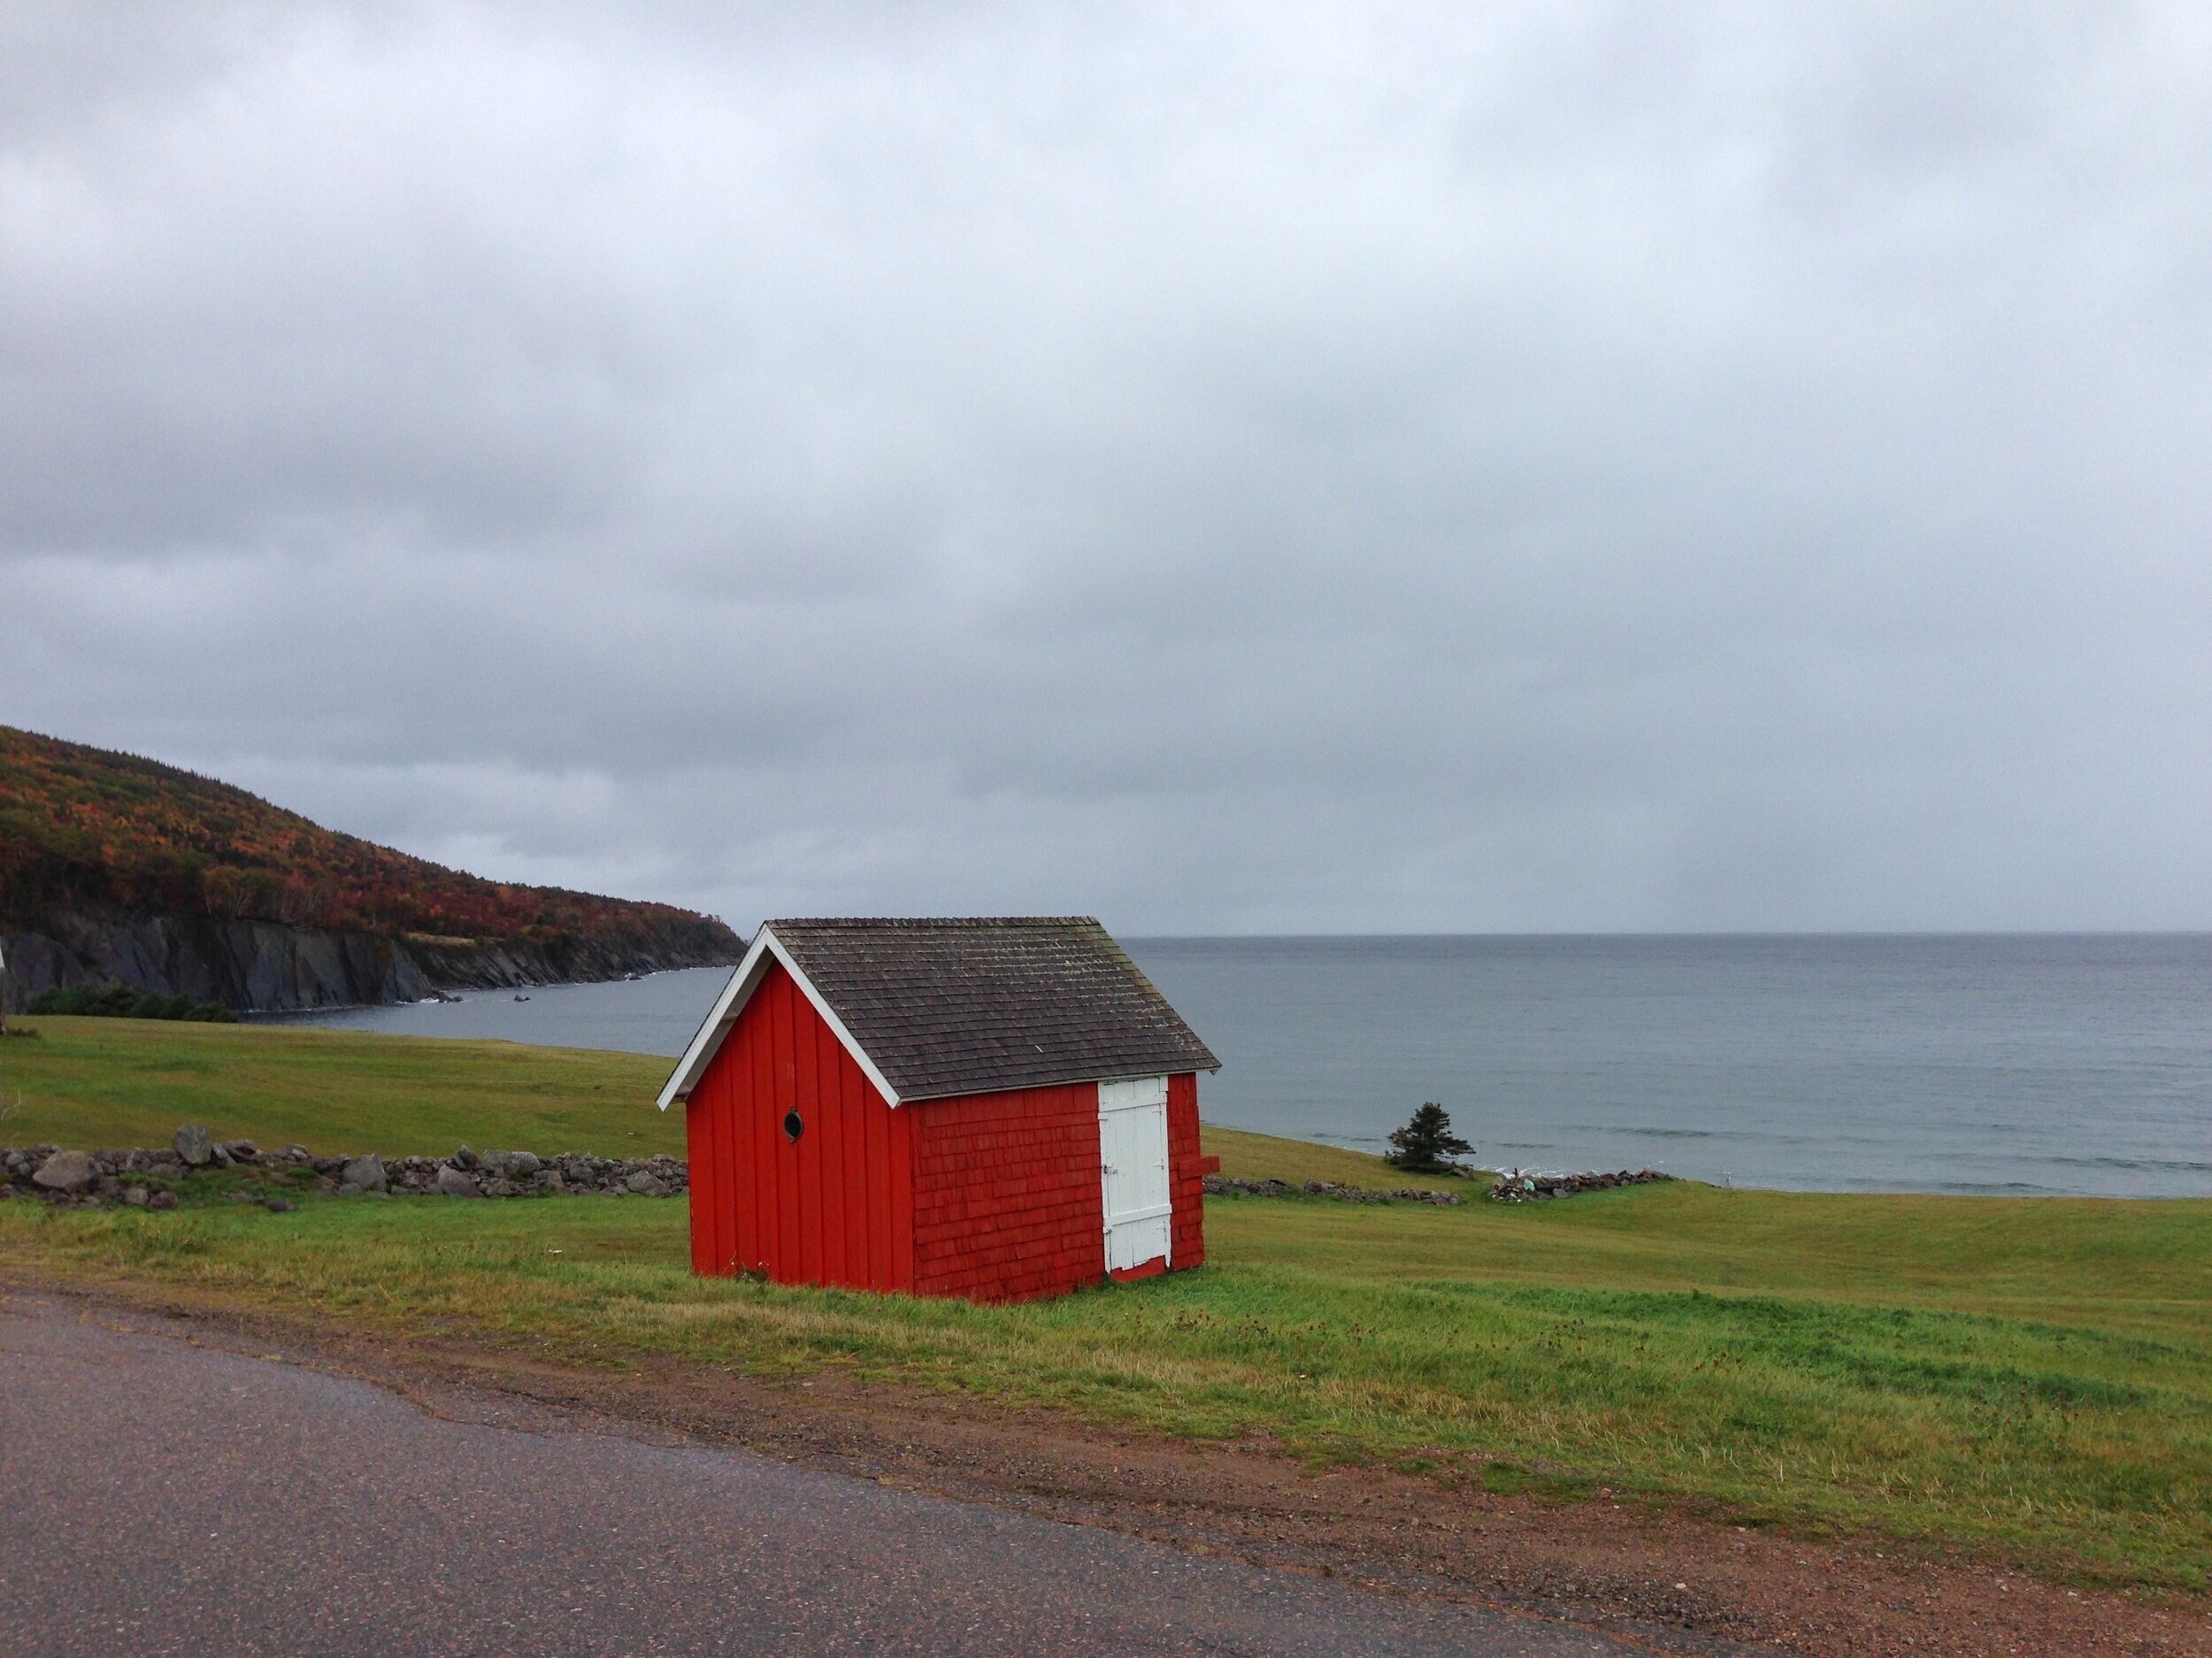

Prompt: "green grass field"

[0,1015,681,1155]
[4,1017,2208,1591]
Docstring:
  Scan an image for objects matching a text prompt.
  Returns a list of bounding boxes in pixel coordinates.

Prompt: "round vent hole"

[783,1109,803,1143]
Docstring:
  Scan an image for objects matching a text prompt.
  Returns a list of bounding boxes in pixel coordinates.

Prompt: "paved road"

[0,1294,1655,1657]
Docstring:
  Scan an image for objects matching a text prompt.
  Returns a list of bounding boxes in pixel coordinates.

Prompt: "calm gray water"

[263,935,2212,1197]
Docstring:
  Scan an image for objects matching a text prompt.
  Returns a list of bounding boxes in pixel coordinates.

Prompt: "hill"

[0,725,741,1009]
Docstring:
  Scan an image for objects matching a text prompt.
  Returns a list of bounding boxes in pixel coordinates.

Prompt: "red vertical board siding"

[758,974,790,1280]
[780,976,808,1275]
[726,1010,757,1275]
[715,1051,741,1274]
[685,1089,713,1274]
[810,1017,845,1286]
[689,1040,739,1277]
[698,1062,726,1274]
[1167,1071,1207,1270]
[684,961,905,1290]
[737,1015,762,1273]
[795,1009,825,1283]
[908,1081,1106,1303]
[833,1024,866,1285]
[709,1055,736,1275]
[762,975,794,1274]
[750,988,777,1274]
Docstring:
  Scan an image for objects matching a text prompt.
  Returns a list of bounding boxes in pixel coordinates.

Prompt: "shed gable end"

[684,959,913,1291]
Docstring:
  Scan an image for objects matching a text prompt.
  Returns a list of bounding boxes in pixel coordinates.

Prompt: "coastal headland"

[0,725,741,1011]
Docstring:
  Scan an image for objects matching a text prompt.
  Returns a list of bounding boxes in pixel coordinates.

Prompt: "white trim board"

[656,925,902,1111]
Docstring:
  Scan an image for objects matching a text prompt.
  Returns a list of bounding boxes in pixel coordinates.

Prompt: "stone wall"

[1202,1169,1681,1204]
[1202,1174,1465,1206]
[1,1127,688,1209]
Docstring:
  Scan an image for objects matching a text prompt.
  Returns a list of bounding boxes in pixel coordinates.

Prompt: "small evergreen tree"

[1386,1101,1473,1173]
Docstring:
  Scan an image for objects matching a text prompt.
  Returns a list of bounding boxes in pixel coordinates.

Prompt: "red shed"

[658,917,1222,1302]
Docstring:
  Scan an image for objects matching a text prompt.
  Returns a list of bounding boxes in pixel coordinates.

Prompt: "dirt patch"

[10,1273,2207,1658]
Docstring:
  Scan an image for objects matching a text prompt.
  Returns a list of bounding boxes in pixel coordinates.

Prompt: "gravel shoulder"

[4,1274,2204,1658]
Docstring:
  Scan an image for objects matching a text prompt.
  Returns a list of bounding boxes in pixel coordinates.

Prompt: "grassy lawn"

[0,1016,680,1155]
[1199,1124,1431,1187]
[4,1017,2208,1591]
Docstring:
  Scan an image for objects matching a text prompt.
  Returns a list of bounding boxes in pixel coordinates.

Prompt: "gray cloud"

[5,2,2209,933]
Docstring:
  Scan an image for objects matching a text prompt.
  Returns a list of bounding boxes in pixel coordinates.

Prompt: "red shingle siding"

[684,961,911,1292]
[1167,1071,1206,1270]
[910,1082,1105,1303]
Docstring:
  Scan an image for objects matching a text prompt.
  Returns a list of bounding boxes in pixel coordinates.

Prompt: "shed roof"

[657,917,1219,1109]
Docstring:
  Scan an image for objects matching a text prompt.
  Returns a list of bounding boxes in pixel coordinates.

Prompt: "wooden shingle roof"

[657,917,1219,1109]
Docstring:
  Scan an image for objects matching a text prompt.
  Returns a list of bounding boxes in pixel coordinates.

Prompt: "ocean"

[260,934,2212,1198]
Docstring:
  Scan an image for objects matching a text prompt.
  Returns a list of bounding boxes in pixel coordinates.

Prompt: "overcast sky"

[4,3,2209,934]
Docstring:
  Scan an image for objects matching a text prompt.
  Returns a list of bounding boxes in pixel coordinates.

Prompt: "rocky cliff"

[1,906,737,1013]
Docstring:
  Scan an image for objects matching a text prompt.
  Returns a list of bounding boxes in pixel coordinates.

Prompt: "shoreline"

[13,1009,2208,1201]
[239,963,707,1021]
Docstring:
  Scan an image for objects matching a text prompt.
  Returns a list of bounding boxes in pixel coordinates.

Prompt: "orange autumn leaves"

[0,725,733,960]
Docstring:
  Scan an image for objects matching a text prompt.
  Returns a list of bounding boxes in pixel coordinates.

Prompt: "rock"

[1486,1168,1674,1203]
[1201,1172,1461,1207]
[435,1165,481,1198]
[453,1144,479,1171]
[263,1196,294,1213]
[4,1138,703,1202]
[32,1150,96,1194]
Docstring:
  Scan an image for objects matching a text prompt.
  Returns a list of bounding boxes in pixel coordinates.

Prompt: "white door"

[1099,1076,1172,1272]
